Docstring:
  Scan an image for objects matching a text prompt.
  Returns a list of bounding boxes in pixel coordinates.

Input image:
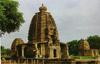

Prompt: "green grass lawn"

[72,56,96,59]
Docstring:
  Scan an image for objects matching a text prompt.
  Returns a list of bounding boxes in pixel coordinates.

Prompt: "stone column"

[49,46,53,59]
[35,43,38,58]
[56,47,61,58]
[22,45,25,58]
[66,44,69,58]
[40,43,45,58]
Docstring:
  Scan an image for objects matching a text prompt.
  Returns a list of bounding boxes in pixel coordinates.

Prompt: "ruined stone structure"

[8,4,100,64]
[11,38,24,58]
[79,39,99,57]
[28,4,61,59]
[11,4,69,59]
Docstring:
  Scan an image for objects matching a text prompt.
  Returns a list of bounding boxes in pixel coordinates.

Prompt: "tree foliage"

[68,40,79,55]
[0,0,24,34]
[1,45,11,58]
[87,35,100,49]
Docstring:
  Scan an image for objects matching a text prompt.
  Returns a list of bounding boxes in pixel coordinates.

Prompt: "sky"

[1,0,100,48]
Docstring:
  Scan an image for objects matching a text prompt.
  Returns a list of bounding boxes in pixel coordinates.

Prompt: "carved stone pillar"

[35,43,38,58]
[22,45,25,57]
[49,47,53,59]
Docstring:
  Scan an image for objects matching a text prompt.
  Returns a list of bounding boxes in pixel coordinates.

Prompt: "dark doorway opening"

[54,49,57,57]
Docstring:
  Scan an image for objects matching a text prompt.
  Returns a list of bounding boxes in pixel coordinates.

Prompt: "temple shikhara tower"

[28,4,61,59]
[11,4,69,59]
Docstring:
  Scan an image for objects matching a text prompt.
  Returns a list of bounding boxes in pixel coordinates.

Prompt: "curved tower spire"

[28,4,59,44]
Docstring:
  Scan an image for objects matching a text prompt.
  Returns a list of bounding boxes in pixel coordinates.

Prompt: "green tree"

[87,35,100,49]
[0,0,24,35]
[1,46,5,52]
[1,45,11,58]
[68,40,79,55]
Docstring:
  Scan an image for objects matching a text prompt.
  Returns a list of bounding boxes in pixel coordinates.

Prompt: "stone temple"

[11,4,69,59]
[78,39,99,57]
